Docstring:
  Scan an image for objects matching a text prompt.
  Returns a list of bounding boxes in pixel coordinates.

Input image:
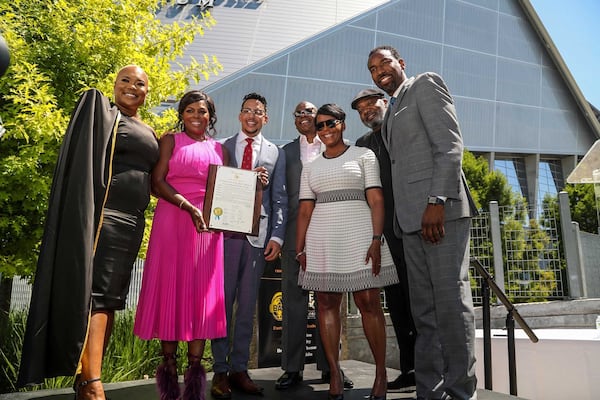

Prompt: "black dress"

[92,115,159,310]
[17,89,158,386]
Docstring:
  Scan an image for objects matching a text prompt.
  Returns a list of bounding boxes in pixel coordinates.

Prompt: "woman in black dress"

[18,65,159,400]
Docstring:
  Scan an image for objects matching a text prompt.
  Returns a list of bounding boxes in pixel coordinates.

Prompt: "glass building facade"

[185,0,598,208]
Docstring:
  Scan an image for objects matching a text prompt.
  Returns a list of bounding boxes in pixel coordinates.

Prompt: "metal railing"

[471,257,538,396]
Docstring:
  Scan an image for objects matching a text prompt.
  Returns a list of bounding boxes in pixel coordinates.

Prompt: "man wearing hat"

[352,88,416,394]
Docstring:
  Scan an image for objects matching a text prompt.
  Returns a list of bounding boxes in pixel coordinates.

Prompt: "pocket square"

[394,106,408,116]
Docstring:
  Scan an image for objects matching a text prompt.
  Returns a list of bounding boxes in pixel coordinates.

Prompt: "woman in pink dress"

[134,90,228,400]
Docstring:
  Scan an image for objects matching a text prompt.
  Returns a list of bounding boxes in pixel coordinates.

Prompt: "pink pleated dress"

[134,133,226,341]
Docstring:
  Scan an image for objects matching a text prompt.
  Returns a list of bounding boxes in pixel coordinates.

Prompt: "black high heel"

[328,369,344,400]
[368,395,386,400]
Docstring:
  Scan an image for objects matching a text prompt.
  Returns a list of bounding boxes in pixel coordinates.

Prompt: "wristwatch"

[427,196,445,206]
[372,234,385,244]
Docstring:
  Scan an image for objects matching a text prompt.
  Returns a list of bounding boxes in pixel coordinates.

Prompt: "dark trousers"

[212,237,265,373]
[280,249,328,372]
[385,232,416,375]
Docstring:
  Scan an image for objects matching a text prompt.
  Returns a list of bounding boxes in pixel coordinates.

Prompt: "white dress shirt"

[235,132,263,169]
[299,134,324,165]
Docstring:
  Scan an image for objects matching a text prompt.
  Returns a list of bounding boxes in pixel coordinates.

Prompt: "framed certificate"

[203,164,262,235]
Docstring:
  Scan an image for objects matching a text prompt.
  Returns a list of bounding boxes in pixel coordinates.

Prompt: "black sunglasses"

[316,119,342,131]
[293,109,316,118]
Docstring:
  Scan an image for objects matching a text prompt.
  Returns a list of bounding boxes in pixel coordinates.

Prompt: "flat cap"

[351,88,386,110]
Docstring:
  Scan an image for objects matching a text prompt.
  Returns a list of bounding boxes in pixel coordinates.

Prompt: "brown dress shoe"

[211,372,231,399]
[229,370,264,395]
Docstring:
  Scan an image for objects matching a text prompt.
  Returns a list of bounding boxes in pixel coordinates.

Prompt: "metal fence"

[469,211,493,305]
[10,276,32,311]
[468,202,565,305]
[10,202,567,311]
[10,258,146,311]
[498,203,565,301]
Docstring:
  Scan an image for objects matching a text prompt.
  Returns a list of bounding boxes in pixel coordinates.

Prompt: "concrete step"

[0,360,529,400]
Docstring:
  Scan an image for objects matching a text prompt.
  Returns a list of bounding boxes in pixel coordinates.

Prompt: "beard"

[365,118,383,130]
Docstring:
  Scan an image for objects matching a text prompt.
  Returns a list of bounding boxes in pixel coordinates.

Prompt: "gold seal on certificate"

[203,164,262,235]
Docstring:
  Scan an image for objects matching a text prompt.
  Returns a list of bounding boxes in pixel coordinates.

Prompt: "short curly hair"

[176,90,217,137]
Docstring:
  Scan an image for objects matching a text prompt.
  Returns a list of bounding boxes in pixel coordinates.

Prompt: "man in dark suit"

[276,101,353,391]
[351,88,416,394]
[367,46,478,400]
[211,92,288,399]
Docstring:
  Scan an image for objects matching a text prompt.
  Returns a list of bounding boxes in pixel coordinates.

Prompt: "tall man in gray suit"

[367,46,478,400]
[276,101,353,391]
[211,92,288,399]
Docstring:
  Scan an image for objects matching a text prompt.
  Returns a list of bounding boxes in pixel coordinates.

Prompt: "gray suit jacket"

[382,72,477,234]
[223,133,288,248]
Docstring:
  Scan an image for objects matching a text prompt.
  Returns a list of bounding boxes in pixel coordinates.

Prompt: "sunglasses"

[241,108,266,117]
[316,119,342,131]
[293,109,316,118]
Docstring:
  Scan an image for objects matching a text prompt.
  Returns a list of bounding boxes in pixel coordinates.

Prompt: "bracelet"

[178,198,186,209]
[295,251,306,261]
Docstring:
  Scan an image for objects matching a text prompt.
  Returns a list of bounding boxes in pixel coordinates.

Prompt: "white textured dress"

[298,146,398,292]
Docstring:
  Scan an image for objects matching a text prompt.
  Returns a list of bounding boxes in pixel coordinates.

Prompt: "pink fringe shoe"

[182,353,206,400]
[156,353,180,400]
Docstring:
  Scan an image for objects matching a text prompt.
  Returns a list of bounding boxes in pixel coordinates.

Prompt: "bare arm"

[365,187,385,275]
[152,134,207,233]
[295,200,315,270]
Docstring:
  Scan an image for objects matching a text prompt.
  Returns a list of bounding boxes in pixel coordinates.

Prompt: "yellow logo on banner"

[269,291,283,321]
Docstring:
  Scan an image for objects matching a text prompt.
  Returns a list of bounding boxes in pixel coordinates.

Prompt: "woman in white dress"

[296,104,398,400]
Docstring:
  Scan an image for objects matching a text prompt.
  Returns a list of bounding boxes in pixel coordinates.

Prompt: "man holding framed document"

[210,92,288,399]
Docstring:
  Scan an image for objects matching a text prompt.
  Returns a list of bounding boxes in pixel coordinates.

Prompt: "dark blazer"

[222,133,287,248]
[382,73,477,234]
[355,129,397,243]
[281,138,301,252]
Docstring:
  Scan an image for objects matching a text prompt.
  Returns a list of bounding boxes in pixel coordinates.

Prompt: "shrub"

[0,309,213,393]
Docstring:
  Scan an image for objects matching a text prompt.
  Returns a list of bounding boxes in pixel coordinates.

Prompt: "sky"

[529,0,600,108]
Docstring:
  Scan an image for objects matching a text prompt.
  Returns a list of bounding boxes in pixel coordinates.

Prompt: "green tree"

[564,183,598,233]
[463,150,515,211]
[0,0,222,281]
[461,151,566,304]
[543,183,599,234]
[541,184,597,299]
[462,150,518,302]
[502,214,559,303]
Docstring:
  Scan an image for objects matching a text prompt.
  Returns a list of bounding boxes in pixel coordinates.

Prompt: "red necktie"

[241,138,254,170]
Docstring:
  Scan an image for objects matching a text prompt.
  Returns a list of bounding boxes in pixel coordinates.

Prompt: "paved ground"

[1,360,529,400]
